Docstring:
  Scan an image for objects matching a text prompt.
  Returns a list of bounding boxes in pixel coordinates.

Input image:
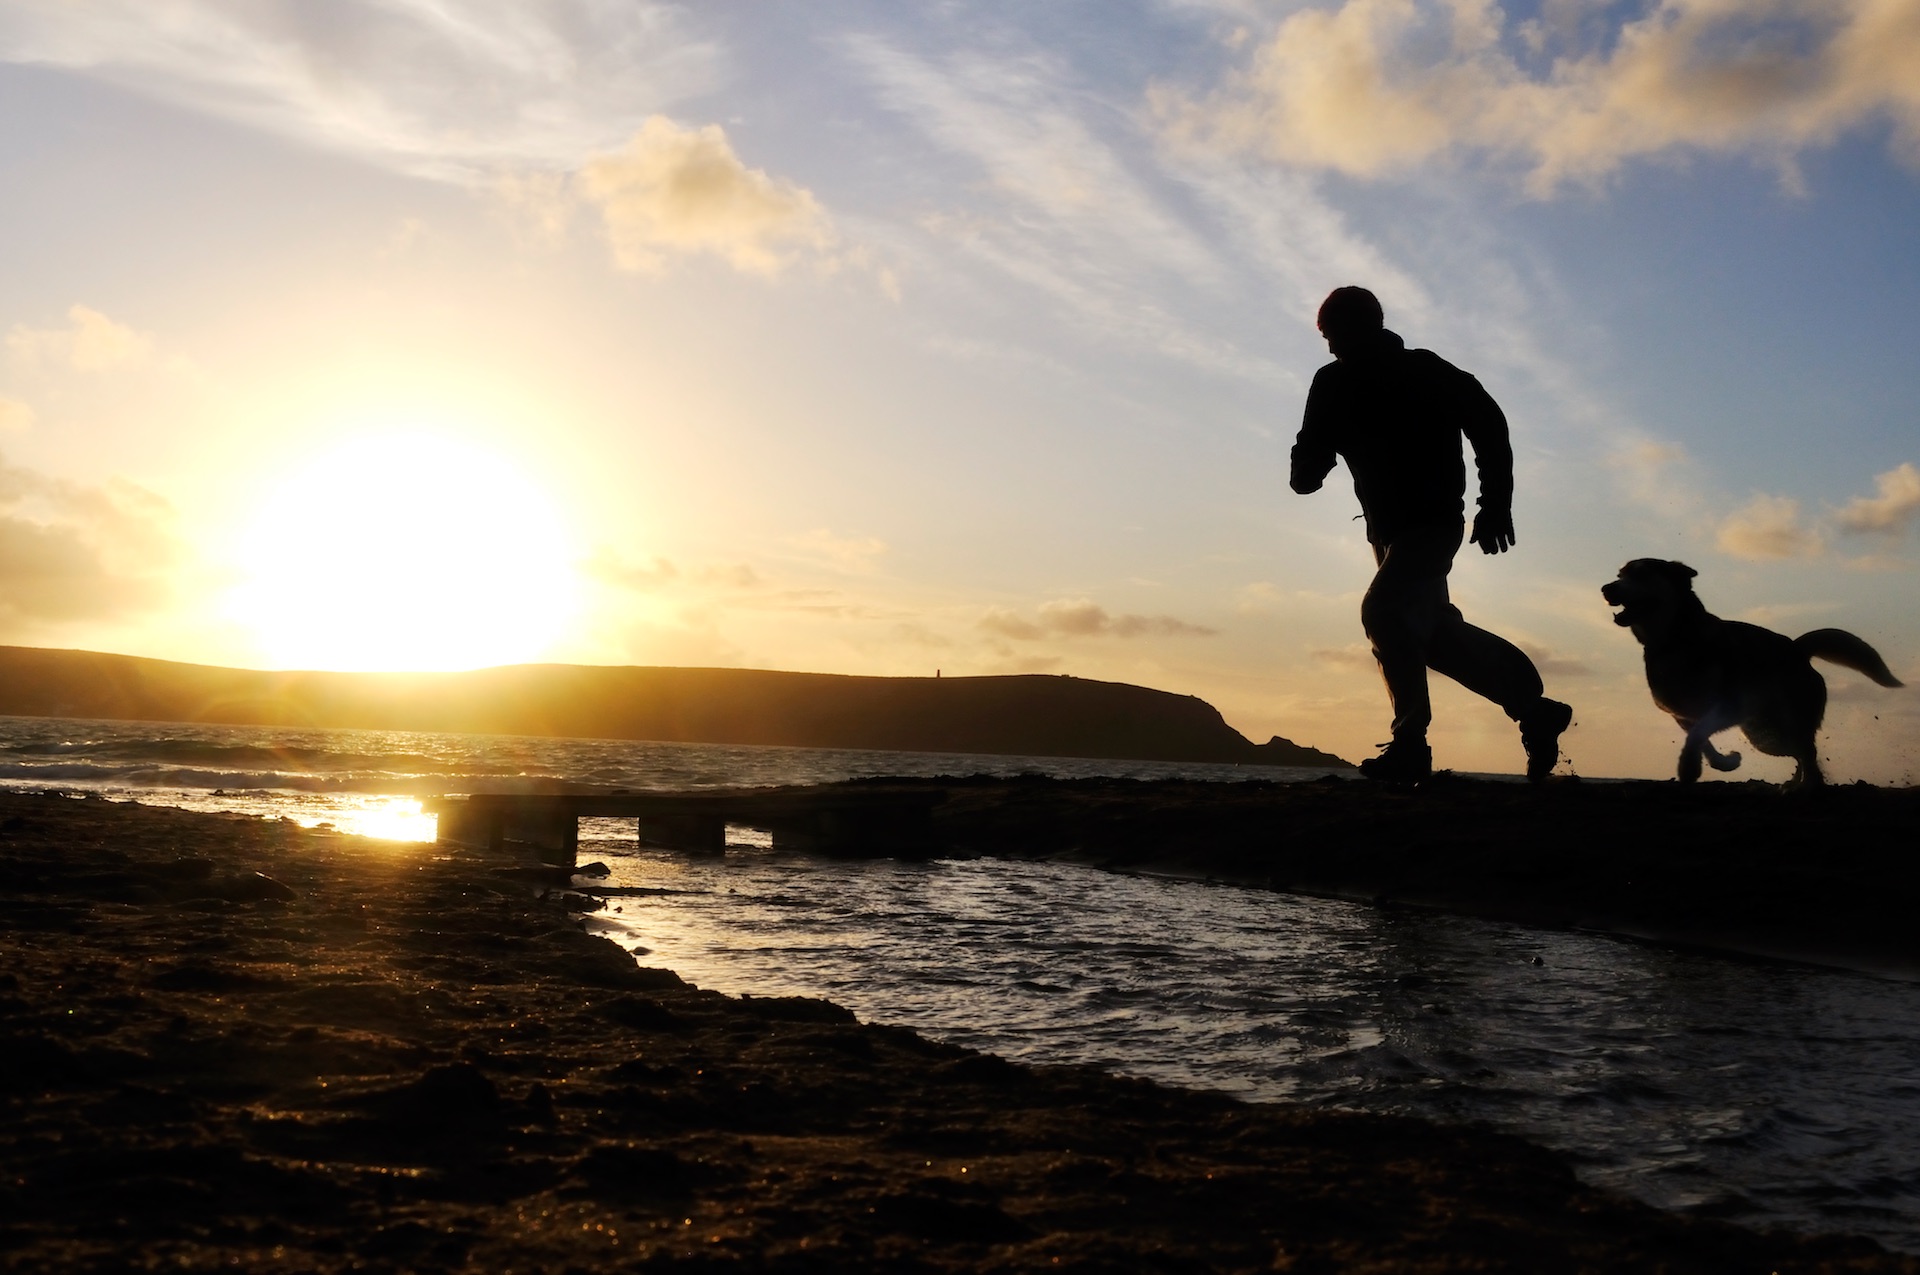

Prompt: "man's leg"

[1426,603,1573,781]
[1425,608,1540,715]
[1357,525,1458,779]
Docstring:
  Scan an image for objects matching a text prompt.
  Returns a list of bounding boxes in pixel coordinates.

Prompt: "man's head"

[1317,286,1383,360]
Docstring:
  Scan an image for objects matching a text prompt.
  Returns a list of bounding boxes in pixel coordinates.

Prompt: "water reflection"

[582,828,1920,1251]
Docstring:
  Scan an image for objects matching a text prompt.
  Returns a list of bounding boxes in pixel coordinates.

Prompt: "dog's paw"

[1708,750,1743,772]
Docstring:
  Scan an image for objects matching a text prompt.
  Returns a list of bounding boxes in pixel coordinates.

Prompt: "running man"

[1291,286,1572,782]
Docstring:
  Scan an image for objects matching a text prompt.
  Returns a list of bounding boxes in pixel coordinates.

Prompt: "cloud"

[981,652,1067,675]
[7,305,154,372]
[979,607,1045,641]
[1609,438,1688,474]
[1516,641,1591,677]
[586,551,766,593]
[1835,461,1920,536]
[891,622,954,650]
[1172,0,1920,193]
[0,0,718,182]
[0,397,33,431]
[1311,641,1376,670]
[1235,581,1285,613]
[584,550,680,592]
[785,527,887,573]
[845,34,1301,382]
[1706,465,1920,562]
[1716,492,1822,560]
[846,35,1222,280]
[0,455,176,628]
[578,117,835,276]
[981,597,1218,640]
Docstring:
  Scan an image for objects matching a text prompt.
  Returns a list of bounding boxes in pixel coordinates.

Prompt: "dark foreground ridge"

[0,645,1348,768]
[3,793,1911,1272]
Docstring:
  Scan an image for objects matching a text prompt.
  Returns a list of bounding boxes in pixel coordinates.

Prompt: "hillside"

[0,646,1350,769]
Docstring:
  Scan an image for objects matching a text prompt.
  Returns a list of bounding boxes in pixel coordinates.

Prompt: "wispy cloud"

[1516,640,1591,678]
[0,0,719,182]
[1310,641,1375,670]
[786,529,889,574]
[844,32,1300,379]
[981,597,1217,640]
[846,35,1223,279]
[1167,0,1920,194]
[585,550,764,594]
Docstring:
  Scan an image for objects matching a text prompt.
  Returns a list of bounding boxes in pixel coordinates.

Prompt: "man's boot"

[1358,736,1432,783]
[1518,698,1574,783]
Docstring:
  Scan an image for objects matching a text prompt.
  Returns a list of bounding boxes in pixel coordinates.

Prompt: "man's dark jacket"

[1290,329,1512,546]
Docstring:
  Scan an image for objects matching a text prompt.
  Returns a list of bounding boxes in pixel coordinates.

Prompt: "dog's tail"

[1795,629,1905,687]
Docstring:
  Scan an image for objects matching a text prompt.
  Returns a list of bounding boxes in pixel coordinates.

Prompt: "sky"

[0,0,1917,783]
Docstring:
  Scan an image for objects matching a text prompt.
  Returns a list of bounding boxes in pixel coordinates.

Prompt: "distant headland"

[0,646,1351,769]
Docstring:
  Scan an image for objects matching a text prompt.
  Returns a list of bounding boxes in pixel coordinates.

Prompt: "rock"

[574,1143,691,1198]
[216,872,297,902]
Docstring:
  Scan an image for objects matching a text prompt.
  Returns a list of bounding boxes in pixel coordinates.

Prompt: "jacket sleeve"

[1456,372,1513,514]
[1290,369,1339,495]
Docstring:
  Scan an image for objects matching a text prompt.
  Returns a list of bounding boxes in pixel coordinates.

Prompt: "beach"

[3,789,1915,1272]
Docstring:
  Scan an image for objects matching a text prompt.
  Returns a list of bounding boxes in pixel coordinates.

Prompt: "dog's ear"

[1663,561,1698,582]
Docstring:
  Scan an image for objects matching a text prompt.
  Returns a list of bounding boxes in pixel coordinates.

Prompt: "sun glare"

[227,432,580,671]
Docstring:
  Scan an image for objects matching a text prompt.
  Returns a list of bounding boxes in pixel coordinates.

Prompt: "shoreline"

[3,791,1914,1271]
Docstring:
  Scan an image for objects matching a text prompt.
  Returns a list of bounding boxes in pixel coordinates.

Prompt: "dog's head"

[1602,558,1700,637]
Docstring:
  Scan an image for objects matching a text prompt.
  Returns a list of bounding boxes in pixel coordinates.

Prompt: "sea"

[6,714,1918,1253]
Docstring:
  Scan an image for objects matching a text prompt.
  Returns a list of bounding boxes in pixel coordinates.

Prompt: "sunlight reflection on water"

[581,827,1920,1253]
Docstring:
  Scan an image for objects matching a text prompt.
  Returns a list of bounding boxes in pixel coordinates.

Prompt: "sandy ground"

[2,788,1916,1273]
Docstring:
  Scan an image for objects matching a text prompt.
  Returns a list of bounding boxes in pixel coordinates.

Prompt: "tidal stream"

[584,827,1920,1253]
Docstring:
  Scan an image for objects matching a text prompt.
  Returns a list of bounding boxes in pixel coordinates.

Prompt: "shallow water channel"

[580,824,1920,1252]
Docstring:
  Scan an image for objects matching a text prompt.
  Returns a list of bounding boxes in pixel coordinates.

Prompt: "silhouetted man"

[1291,286,1572,783]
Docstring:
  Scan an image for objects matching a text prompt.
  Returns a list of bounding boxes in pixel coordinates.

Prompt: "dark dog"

[1602,559,1903,787]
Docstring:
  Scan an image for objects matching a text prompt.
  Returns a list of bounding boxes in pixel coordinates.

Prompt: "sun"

[227,432,581,671]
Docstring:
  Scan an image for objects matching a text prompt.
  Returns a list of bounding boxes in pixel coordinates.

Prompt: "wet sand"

[2,789,1915,1272]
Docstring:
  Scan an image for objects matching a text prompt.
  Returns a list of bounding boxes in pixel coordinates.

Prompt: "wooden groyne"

[426,787,944,866]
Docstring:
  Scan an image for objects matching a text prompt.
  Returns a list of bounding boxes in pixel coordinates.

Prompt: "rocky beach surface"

[2,787,1915,1272]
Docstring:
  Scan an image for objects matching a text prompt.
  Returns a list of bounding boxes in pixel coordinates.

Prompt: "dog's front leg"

[1676,717,1739,783]
[1677,738,1703,783]
[1700,738,1743,772]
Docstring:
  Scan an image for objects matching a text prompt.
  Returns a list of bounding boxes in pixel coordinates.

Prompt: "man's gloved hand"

[1471,507,1515,554]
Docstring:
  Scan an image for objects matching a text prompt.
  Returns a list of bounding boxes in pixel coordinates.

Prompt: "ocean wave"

[0,763,425,792]
[0,762,610,796]
[0,737,527,775]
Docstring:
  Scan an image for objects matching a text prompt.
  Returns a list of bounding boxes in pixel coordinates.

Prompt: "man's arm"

[1457,372,1515,554]
[1290,370,1339,495]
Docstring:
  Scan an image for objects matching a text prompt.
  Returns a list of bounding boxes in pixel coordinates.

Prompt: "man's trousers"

[1361,522,1543,740]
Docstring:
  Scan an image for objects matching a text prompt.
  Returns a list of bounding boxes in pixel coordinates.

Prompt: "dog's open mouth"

[1601,581,1634,626]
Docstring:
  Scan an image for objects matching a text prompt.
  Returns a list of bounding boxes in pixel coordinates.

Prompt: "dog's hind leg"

[1786,745,1825,790]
